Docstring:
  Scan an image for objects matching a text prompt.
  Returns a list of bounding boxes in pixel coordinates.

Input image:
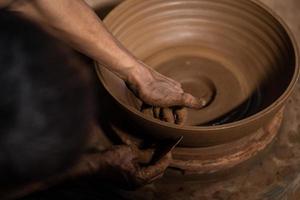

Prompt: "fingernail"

[200,99,207,107]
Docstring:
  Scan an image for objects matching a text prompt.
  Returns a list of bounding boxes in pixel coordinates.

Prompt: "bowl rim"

[96,0,300,131]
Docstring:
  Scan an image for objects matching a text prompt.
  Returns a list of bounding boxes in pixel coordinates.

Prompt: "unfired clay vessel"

[96,0,299,147]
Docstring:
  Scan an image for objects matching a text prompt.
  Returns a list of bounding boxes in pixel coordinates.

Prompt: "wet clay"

[96,0,298,146]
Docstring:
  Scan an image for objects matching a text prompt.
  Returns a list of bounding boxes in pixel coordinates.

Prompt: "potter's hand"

[141,104,188,125]
[6,0,206,111]
[7,0,206,125]
[126,62,209,125]
[127,62,207,109]
[77,145,171,190]
[3,145,170,199]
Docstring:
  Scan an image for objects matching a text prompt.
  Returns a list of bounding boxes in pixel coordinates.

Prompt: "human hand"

[3,145,169,198]
[76,145,171,190]
[127,62,207,108]
[141,104,188,125]
[126,61,210,124]
[101,145,171,189]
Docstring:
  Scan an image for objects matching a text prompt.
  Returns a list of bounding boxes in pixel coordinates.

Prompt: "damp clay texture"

[97,0,298,147]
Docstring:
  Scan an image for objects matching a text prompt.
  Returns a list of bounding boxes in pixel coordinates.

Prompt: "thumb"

[181,93,208,109]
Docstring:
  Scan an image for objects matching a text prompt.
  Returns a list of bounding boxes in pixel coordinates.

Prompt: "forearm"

[3,0,203,111]
[8,0,139,80]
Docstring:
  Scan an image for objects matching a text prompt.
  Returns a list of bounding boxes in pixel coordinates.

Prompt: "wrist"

[95,52,142,82]
[122,61,143,83]
[126,64,156,97]
[126,62,142,82]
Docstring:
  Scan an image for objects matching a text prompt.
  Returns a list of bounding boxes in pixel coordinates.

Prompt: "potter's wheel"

[108,94,282,174]
[97,72,300,200]
[21,78,300,200]
[110,81,300,200]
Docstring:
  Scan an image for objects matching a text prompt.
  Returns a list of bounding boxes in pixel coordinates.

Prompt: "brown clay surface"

[118,74,300,200]
[96,0,299,147]
[18,1,300,199]
[111,107,283,174]
[106,1,300,198]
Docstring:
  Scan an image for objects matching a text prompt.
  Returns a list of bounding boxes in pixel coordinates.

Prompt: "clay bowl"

[96,0,299,147]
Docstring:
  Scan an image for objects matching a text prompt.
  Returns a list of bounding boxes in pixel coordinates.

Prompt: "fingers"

[174,107,187,125]
[161,108,175,124]
[181,93,208,109]
[153,107,160,118]
[134,152,172,186]
[85,144,170,190]
[141,104,154,117]
[136,149,155,164]
[141,104,186,125]
[131,64,211,110]
[144,91,207,109]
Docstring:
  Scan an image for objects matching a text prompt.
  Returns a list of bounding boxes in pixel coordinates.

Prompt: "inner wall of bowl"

[102,0,296,126]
